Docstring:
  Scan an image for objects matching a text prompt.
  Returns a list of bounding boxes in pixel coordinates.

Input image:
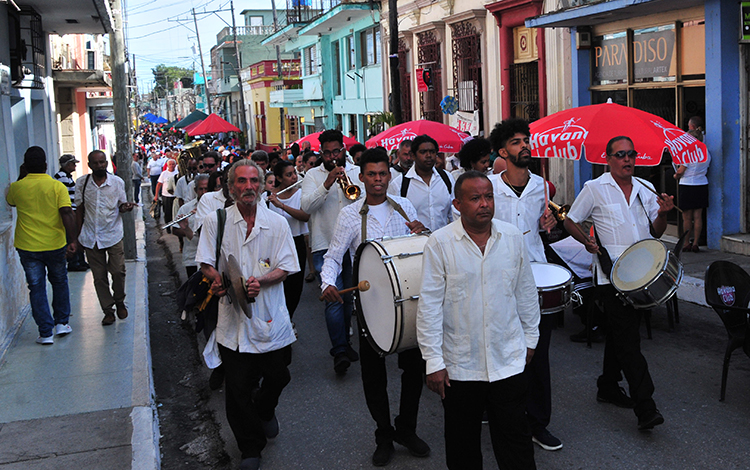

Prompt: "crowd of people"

[6,115,708,470]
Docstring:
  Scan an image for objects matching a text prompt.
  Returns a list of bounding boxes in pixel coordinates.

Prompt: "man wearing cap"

[55,154,89,271]
[7,147,78,344]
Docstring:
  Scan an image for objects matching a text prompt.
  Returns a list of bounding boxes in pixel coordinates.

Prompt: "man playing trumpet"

[320,148,429,466]
[301,129,364,375]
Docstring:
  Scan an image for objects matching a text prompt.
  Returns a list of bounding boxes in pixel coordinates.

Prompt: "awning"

[525,0,703,29]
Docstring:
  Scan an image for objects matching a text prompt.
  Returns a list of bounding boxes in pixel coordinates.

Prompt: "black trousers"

[526,314,554,434]
[443,373,536,470]
[219,344,291,459]
[162,195,175,225]
[185,265,198,278]
[283,235,307,319]
[598,285,656,418]
[359,332,425,445]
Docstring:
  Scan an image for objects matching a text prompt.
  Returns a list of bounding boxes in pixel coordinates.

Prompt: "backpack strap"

[215,208,226,264]
[400,175,411,198]
[436,168,452,194]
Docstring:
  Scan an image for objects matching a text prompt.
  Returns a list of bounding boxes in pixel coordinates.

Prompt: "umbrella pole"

[541,160,549,207]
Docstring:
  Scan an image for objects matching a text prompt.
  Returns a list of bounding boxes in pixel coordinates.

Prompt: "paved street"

[153,230,750,470]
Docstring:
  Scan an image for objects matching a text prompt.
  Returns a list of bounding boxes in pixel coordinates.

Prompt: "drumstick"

[570,221,602,256]
[635,177,683,213]
[319,280,371,301]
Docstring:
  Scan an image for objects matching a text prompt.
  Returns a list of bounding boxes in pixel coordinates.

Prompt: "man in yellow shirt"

[6,147,78,345]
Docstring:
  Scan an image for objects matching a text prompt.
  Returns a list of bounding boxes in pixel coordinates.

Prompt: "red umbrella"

[187,113,240,136]
[294,132,360,152]
[182,119,204,134]
[366,120,472,153]
[529,101,708,166]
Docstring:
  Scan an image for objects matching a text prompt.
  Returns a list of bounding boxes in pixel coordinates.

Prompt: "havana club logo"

[717,285,736,306]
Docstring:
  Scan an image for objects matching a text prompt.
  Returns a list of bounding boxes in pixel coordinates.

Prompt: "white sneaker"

[36,335,54,345]
[54,324,72,336]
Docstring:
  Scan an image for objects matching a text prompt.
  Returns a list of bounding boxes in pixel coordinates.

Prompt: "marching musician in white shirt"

[417,170,540,470]
[301,129,364,375]
[488,118,561,451]
[320,148,429,466]
[195,160,298,470]
[388,135,455,232]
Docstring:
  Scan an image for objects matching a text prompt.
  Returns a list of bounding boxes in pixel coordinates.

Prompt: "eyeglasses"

[610,150,638,159]
[203,162,217,168]
[321,147,344,157]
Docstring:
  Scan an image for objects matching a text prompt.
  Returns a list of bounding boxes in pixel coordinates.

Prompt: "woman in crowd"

[451,136,492,180]
[267,160,310,322]
[674,125,711,252]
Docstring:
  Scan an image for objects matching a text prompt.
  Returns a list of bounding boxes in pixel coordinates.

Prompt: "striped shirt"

[54,170,76,209]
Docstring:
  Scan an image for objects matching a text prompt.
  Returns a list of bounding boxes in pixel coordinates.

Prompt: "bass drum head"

[611,239,667,292]
[354,241,398,354]
[530,263,572,290]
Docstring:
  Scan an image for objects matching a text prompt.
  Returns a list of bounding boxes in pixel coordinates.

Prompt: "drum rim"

[613,249,684,308]
[353,239,402,356]
[531,262,574,292]
[610,239,668,292]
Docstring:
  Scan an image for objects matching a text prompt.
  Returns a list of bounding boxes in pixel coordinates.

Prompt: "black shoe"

[394,433,430,458]
[345,344,359,362]
[597,386,635,408]
[67,264,88,272]
[532,428,563,451]
[334,353,350,375]
[239,457,261,470]
[261,414,279,439]
[570,326,605,343]
[638,410,664,430]
[209,366,225,390]
[372,441,395,467]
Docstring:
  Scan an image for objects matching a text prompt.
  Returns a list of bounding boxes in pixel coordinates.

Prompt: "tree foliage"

[151,64,195,98]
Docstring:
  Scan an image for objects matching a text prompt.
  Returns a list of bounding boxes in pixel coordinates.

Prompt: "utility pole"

[389,0,403,125]
[111,0,136,258]
[231,0,248,147]
[271,0,285,149]
[193,8,212,114]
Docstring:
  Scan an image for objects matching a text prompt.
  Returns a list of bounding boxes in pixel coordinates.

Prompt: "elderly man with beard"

[301,129,363,375]
[196,160,298,470]
[488,118,562,452]
[75,150,136,325]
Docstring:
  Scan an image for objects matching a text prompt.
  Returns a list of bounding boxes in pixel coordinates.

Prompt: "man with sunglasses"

[301,129,363,375]
[564,136,674,431]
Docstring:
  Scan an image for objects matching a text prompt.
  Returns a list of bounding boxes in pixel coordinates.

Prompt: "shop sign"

[592,28,675,84]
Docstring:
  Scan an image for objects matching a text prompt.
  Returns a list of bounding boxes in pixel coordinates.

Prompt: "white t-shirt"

[158,169,178,197]
[176,199,199,267]
[268,189,309,237]
[368,201,390,229]
[677,151,711,186]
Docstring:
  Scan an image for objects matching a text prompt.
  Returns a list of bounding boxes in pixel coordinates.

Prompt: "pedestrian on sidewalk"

[75,150,136,326]
[196,160,298,470]
[131,152,143,204]
[6,146,78,344]
[54,153,89,272]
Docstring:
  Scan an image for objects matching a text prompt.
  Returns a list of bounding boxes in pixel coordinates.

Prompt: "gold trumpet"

[337,168,361,200]
[549,201,570,222]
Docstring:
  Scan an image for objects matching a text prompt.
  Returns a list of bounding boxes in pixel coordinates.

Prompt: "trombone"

[337,167,361,200]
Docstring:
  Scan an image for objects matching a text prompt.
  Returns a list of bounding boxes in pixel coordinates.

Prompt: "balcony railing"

[216,25,275,42]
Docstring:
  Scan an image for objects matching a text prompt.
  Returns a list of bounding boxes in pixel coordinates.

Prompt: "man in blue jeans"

[301,130,363,375]
[6,147,78,344]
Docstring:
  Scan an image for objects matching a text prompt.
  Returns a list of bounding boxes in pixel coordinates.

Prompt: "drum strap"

[359,196,412,242]
[636,193,658,238]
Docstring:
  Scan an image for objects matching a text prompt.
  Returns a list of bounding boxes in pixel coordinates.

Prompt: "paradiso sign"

[592,27,676,84]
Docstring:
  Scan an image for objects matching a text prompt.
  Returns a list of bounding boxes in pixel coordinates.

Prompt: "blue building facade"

[263,0,383,142]
[528,0,744,250]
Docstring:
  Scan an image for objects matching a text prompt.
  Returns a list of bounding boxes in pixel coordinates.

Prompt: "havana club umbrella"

[529,100,709,166]
[294,132,361,152]
[187,113,240,136]
[366,120,472,153]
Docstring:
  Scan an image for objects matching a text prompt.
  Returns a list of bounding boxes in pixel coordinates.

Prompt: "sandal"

[305,272,316,283]
[691,245,700,252]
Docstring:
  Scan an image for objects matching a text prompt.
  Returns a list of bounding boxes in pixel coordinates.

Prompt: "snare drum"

[353,234,428,355]
[610,239,683,309]
[530,263,573,314]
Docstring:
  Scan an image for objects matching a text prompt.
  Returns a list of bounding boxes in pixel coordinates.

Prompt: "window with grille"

[304,44,318,75]
[451,21,482,115]
[360,28,381,66]
[347,35,356,70]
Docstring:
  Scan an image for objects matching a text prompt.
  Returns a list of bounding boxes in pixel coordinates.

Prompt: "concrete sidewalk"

[0,208,158,470]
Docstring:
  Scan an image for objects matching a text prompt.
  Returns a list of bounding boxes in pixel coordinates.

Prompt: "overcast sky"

[125,0,271,92]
